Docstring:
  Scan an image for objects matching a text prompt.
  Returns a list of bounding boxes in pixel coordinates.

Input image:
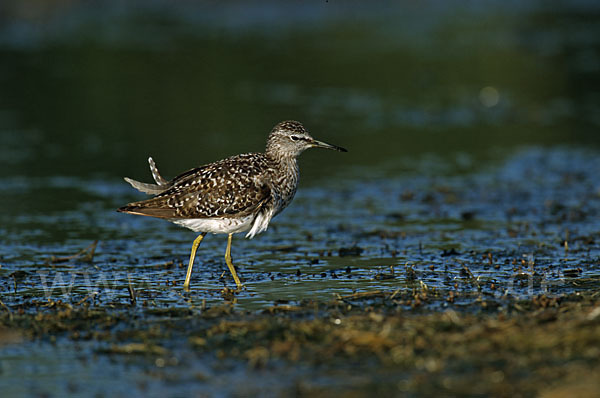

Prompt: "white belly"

[170,215,254,234]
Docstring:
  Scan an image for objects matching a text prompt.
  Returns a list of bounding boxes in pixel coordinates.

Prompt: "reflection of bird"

[118,121,347,290]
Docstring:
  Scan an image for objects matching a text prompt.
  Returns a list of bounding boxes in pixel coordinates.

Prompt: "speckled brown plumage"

[120,153,274,220]
[117,120,347,289]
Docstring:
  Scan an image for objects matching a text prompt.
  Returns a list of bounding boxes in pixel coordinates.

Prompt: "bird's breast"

[270,162,299,215]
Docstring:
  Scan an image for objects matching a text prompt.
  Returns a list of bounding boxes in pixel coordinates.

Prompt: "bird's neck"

[268,152,299,177]
[266,152,299,205]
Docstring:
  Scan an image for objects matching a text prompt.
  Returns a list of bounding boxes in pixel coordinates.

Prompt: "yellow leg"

[183,232,207,291]
[224,233,243,288]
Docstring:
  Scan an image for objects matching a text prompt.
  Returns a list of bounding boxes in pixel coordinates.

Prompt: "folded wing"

[118,154,272,220]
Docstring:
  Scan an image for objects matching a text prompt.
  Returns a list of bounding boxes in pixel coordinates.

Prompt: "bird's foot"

[220,286,243,300]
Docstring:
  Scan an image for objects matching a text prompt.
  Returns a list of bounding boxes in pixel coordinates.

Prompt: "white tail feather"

[123,177,167,195]
[148,157,169,186]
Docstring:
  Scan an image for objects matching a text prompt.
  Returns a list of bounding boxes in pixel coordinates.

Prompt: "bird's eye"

[290,135,299,141]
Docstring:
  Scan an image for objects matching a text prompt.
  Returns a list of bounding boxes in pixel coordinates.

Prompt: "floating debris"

[99,343,168,356]
[339,245,364,257]
[47,240,98,264]
[563,268,583,278]
[441,248,460,257]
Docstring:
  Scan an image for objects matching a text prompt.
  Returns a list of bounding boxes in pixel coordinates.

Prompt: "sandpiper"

[118,121,347,290]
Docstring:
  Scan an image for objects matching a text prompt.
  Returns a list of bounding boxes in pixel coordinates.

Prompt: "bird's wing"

[118,153,272,220]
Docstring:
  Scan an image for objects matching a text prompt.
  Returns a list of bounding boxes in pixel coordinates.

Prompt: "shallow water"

[1,1,600,396]
[2,146,599,311]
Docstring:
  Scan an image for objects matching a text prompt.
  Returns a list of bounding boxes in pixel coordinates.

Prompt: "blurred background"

[1,0,598,183]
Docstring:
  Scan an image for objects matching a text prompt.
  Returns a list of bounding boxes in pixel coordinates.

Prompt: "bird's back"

[118,153,274,220]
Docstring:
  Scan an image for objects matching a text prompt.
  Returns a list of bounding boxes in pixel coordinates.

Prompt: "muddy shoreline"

[2,286,599,396]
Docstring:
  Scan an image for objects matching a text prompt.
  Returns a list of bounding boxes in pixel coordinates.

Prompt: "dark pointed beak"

[311,139,348,152]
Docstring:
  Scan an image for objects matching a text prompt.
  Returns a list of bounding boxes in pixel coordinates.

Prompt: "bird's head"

[266,120,347,158]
